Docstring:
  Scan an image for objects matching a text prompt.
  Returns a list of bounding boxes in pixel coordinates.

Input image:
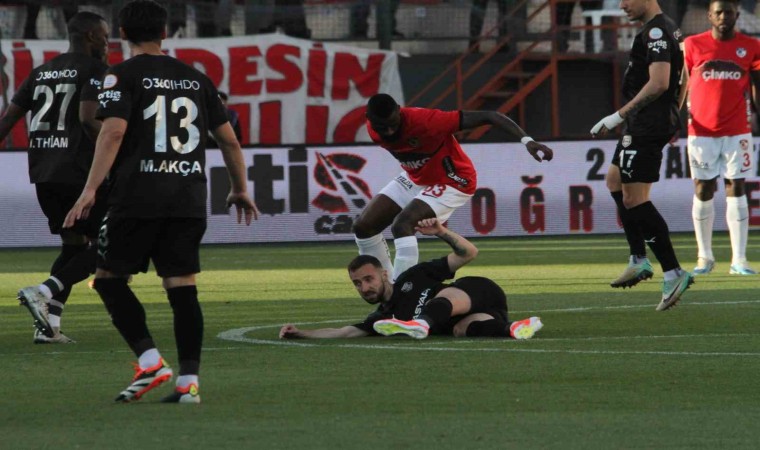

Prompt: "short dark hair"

[366,94,398,119]
[119,0,167,44]
[710,0,739,5]
[67,11,106,40]
[218,91,229,101]
[347,255,383,273]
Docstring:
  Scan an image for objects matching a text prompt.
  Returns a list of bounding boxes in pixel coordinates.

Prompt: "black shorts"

[611,134,671,183]
[96,215,207,278]
[35,183,109,237]
[448,276,509,322]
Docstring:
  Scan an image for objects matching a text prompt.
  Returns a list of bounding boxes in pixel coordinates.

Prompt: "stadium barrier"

[1,139,758,247]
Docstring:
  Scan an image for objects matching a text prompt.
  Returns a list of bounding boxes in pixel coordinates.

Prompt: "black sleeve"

[11,73,34,111]
[96,66,132,121]
[403,257,455,282]
[205,79,228,131]
[352,309,389,336]
[80,62,108,103]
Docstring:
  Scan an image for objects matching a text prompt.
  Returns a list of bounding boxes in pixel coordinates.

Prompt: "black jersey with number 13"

[96,54,228,218]
[622,14,683,136]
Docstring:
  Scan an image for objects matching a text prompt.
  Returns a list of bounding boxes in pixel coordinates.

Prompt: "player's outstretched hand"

[226,191,259,225]
[63,188,96,229]
[280,324,302,339]
[415,217,445,236]
[526,141,553,162]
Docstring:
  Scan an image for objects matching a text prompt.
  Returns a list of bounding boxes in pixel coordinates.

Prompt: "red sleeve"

[415,108,460,136]
[684,37,694,73]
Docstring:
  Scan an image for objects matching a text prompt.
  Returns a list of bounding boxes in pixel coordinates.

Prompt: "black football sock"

[46,245,97,304]
[44,244,88,298]
[417,297,454,332]
[465,319,511,337]
[94,278,155,357]
[627,201,680,272]
[611,191,646,257]
[167,286,203,376]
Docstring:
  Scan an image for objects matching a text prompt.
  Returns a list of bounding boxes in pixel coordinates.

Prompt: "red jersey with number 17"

[685,31,760,136]
[366,107,477,195]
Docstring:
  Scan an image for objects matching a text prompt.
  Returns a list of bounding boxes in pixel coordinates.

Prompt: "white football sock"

[663,268,681,281]
[138,348,161,370]
[176,375,199,388]
[692,196,714,260]
[37,284,54,300]
[726,195,749,265]
[355,234,393,274]
[48,314,61,328]
[393,236,419,281]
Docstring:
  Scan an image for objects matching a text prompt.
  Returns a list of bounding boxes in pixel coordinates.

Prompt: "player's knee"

[390,217,415,237]
[452,322,469,337]
[352,216,376,238]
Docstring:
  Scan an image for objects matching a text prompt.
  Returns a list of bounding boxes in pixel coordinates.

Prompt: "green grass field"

[1,233,758,449]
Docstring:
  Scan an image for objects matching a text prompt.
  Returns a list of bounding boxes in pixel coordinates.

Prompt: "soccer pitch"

[0,233,758,449]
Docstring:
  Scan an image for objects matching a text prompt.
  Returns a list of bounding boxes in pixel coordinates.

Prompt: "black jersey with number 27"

[96,54,229,218]
[12,53,108,185]
[622,13,684,137]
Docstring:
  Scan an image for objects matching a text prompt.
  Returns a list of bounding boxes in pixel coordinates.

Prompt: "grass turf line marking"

[216,322,760,357]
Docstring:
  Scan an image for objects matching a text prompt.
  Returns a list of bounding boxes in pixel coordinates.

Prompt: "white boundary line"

[216,297,760,359]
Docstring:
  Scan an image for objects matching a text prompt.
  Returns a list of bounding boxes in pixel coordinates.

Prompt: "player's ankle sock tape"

[93,278,155,356]
[418,297,453,332]
[466,319,510,337]
[168,286,203,372]
[627,201,679,272]
[610,191,646,257]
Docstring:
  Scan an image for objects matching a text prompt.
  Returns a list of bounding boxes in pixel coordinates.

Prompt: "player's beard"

[361,281,388,304]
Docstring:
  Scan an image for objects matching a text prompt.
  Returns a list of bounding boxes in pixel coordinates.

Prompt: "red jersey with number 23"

[685,31,760,136]
[366,107,477,195]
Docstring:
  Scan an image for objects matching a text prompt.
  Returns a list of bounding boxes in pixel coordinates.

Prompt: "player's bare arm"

[279,323,369,339]
[415,218,478,272]
[63,117,126,228]
[0,103,28,143]
[460,110,553,162]
[212,122,259,225]
[750,71,760,113]
[592,62,671,137]
[79,100,102,142]
[677,52,690,111]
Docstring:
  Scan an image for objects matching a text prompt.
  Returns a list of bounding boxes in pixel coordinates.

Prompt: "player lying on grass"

[279,218,543,340]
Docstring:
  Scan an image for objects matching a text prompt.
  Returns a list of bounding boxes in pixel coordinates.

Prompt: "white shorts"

[378,172,473,222]
[687,133,754,180]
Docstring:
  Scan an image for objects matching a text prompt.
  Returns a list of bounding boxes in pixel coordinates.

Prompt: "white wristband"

[521,136,534,145]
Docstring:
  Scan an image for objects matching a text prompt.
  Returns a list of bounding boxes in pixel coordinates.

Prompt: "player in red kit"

[353,94,554,281]
[684,0,760,276]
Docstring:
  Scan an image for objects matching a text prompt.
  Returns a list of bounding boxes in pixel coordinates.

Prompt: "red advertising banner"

[0,34,404,147]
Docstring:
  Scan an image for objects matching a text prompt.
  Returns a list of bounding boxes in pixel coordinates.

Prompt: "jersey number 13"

[143,95,200,154]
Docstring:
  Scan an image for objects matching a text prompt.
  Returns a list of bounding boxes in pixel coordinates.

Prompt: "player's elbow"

[650,80,669,95]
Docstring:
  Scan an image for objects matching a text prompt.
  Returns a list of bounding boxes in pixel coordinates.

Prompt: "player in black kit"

[0,12,110,343]
[590,0,693,311]
[64,0,258,404]
[279,218,543,340]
